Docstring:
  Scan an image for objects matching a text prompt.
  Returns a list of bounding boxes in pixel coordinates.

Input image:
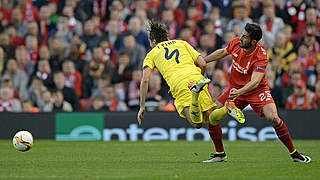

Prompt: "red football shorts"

[217,86,275,117]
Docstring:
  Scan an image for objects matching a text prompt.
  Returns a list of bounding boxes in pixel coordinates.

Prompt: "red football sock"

[208,123,224,153]
[273,119,295,153]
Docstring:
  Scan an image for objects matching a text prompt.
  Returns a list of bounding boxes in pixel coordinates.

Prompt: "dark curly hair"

[244,23,262,42]
[148,19,168,43]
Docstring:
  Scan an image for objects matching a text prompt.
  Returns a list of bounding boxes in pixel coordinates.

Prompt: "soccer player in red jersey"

[203,23,311,163]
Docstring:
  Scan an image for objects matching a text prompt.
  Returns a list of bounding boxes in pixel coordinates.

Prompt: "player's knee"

[266,113,280,125]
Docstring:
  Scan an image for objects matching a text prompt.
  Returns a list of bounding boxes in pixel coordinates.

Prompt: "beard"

[239,40,252,49]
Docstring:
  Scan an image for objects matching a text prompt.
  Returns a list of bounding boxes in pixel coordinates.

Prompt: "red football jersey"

[226,37,268,92]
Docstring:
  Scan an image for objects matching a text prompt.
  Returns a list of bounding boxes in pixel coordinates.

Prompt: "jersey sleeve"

[253,60,268,73]
[226,37,240,54]
[142,52,155,70]
[182,41,201,62]
[253,46,269,73]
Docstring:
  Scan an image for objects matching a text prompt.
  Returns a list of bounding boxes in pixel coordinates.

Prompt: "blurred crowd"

[0,0,319,112]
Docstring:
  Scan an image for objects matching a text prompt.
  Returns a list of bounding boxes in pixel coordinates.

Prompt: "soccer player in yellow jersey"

[137,20,245,162]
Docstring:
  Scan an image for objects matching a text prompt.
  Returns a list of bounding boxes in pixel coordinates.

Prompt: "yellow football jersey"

[143,40,202,97]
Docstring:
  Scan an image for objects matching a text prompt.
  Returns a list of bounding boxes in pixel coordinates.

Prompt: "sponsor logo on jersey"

[232,60,250,74]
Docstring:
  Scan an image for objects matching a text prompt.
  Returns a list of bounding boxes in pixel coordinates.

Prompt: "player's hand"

[229,88,241,101]
[137,107,145,125]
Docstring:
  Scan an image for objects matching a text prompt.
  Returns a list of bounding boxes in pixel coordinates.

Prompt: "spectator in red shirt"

[281,60,308,89]
[163,0,185,27]
[6,25,24,47]
[296,44,317,75]
[86,46,114,78]
[0,2,10,27]
[1,75,20,99]
[161,9,179,40]
[101,85,128,112]
[303,29,320,61]
[297,7,320,41]
[31,59,54,89]
[281,70,305,107]
[17,0,40,22]
[285,80,313,110]
[92,0,108,19]
[62,60,82,97]
[39,5,51,45]
[0,86,22,112]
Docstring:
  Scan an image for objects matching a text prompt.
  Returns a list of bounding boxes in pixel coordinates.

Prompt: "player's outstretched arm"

[204,48,229,63]
[195,56,207,75]
[137,66,152,125]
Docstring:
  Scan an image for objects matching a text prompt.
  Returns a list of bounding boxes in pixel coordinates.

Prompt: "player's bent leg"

[263,103,311,163]
[208,100,245,125]
[208,101,227,126]
[188,78,211,124]
[225,100,245,124]
[184,107,202,129]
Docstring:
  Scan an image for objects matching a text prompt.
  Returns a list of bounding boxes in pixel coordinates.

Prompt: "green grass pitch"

[0,140,319,180]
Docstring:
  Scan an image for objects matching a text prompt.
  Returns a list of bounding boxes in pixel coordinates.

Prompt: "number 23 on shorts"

[259,90,271,102]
